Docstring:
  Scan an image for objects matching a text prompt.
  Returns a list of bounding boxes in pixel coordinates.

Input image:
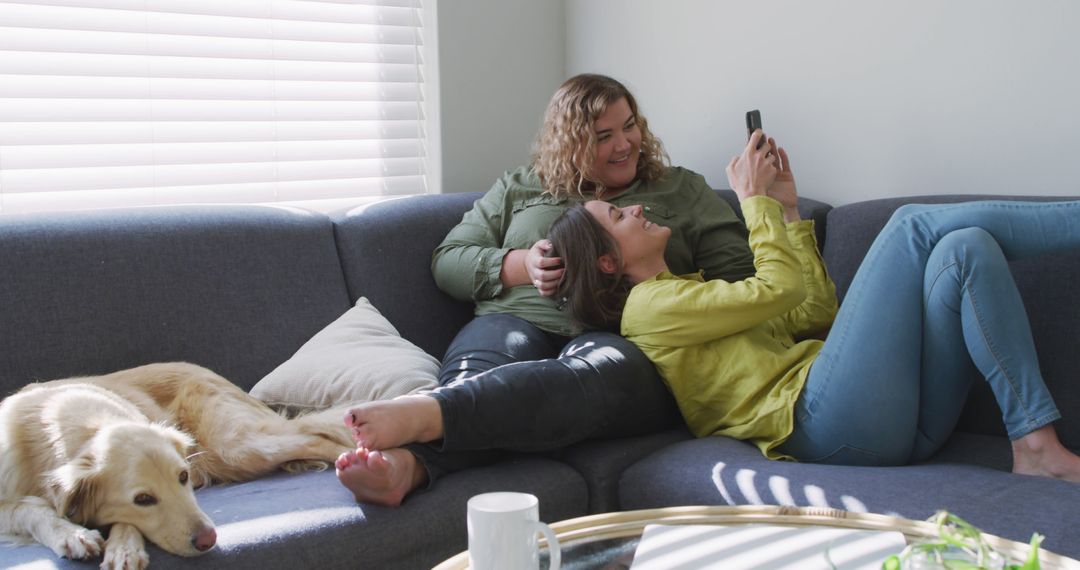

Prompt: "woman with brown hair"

[545,130,1080,481]
[336,74,757,506]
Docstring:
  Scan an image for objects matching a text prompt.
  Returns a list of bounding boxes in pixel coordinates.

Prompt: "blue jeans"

[407,313,681,482]
[777,200,1080,466]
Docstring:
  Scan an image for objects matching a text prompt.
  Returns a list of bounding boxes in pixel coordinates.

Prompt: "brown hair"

[532,74,669,199]
[547,204,631,332]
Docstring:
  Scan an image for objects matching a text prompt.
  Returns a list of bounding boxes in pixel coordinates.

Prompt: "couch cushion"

[0,205,351,394]
[619,434,1080,560]
[822,195,1080,448]
[561,428,693,513]
[2,457,588,570]
[250,296,439,412]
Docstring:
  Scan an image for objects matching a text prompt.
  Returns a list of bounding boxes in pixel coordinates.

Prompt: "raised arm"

[763,137,839,335]
[625,132,807,346]
[780,220,839,336]
[624,196,806,347]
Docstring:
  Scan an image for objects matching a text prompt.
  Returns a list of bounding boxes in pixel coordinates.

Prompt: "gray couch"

[1,191,1077,569]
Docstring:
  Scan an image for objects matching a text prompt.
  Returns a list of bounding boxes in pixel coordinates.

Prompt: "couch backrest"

[329,193,479,361]
[0,189,831,404]
[0,205,352,394]
[823,195,1080,447]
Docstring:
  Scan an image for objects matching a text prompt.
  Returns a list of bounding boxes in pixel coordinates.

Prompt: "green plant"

[881,511,1043,570]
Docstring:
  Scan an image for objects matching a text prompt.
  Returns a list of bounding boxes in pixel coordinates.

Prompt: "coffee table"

[433,505,1080,569]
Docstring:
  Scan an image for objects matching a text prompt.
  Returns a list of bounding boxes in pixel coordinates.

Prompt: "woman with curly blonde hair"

[335,73,757,507]
[533,73,669,198]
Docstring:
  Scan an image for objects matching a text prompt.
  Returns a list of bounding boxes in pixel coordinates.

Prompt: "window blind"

[0,0,428,214]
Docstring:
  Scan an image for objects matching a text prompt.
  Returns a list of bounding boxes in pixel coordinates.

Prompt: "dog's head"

[47,422,217,557]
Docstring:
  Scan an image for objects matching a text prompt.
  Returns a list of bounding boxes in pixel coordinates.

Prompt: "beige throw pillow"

[251,297,439,412]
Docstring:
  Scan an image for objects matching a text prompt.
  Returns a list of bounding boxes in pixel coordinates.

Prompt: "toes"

[353,426,375,449]
[335,449,359,470]
[366,450,391,474]
[343,409,357,427]
[61,528,105,560]
[102,545,150,570]
[335,448,409,507]
[82,529,106,558]
[338,447,377,471]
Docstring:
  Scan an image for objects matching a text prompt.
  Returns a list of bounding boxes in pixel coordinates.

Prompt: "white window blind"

[0,0,429,214]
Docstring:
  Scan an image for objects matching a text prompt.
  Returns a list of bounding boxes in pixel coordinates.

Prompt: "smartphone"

[745,109,764,149]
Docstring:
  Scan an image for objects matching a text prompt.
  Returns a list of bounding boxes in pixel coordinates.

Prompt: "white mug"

[467,492,562,570]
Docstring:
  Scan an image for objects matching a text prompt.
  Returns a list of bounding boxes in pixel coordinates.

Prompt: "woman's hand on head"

[525,239,565,297]
[765,137,801,222]
[725,129,778,202]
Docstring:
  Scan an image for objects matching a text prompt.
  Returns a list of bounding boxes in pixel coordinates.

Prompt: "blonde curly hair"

[532,74,669,199]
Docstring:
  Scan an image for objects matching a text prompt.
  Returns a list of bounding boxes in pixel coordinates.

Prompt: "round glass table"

[433,505,1080,570]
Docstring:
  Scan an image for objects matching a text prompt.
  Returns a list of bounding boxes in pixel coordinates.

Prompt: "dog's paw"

[100,544,150,570]
[57,527,105,560]
[281,458,331,473]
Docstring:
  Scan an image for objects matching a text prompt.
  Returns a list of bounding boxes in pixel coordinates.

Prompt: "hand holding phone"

[746,109,764,149]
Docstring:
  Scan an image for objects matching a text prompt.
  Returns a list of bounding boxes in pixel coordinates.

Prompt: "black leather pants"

[407,313,680,483]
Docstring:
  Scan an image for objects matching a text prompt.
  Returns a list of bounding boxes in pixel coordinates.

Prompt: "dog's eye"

[179,470,189,485]
[134,493,158,507]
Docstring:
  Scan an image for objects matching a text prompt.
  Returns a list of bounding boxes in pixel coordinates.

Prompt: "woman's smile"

[591,97,642,191]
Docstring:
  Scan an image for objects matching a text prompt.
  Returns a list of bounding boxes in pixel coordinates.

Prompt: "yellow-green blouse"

[621,195,839,459]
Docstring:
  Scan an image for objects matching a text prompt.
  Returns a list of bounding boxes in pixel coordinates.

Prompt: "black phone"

[746,109,764,149]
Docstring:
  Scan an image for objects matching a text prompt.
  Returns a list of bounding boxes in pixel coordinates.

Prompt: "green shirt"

[622,196,839,459]
[431,165,756,336]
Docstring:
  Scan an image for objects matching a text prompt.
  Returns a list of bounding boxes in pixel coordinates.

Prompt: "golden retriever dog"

[0,362,355,569]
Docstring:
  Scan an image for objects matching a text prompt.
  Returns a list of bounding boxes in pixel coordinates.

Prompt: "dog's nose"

[192,525,217,552]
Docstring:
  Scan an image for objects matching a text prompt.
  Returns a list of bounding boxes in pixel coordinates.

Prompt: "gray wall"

[435,0,565,195]
[566,0,1080,206]
[436,1,1080,206]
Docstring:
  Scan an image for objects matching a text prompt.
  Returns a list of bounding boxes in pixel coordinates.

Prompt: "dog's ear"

[168,425,196,455]
[47,453,102,525]
[158,423,195,457]
[160,424,209,488]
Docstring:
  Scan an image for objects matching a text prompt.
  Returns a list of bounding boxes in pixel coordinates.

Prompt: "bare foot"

[1011,425,1080,483]
[335,447,427,507]
[342,395,443,450]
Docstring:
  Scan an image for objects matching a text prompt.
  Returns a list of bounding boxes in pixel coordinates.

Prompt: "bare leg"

[1011,425,1080,483]
[335,447,428,507]
[343,395,443,450]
